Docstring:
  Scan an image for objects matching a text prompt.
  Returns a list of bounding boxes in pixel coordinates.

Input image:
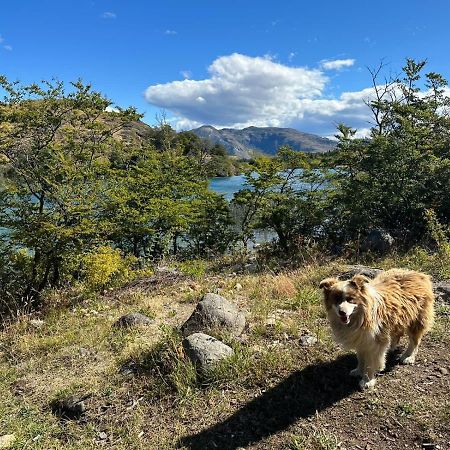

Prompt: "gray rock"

[183,333,234,370]
[114,312,154,328]
[50,395,86,419]
[433,281,450,304]
[181,293,246,337]
[300,335,318,346]
[339,265,383,280]
[362,229,394,254]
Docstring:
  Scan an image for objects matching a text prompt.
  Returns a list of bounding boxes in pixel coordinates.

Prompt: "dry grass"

[0,257,449,449]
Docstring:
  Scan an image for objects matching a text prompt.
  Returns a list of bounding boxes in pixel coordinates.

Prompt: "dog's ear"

[319,278,338,290]
[350,274,371,290]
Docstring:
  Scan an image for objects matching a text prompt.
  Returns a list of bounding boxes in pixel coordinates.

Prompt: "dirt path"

[179,340,450,450]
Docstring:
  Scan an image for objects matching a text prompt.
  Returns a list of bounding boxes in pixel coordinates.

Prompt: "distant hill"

[191,125,337,158]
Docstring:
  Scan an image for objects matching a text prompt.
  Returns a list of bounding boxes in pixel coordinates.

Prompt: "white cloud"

[3,44,12,51]
[0,35,4,44]
[164,29,177,35]
[101,12,116,19]
[320,58,355,70]
[144,53,384,135]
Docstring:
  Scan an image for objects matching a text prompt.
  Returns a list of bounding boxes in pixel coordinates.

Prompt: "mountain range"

[191,125,337,158]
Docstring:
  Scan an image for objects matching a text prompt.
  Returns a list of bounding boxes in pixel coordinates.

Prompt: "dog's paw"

[400,355,416,365]
[359,377,376,390]
[349,368,361,378]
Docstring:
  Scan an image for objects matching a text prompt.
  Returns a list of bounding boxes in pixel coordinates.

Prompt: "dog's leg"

[400,328,424,365]
[359,342,389,390]
[350,351,364,377]
[389,334,401,352]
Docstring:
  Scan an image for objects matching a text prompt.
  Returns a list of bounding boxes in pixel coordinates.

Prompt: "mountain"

[191,125,337,158]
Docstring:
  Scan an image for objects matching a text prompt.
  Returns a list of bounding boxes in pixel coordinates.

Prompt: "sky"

[1,0,450,138]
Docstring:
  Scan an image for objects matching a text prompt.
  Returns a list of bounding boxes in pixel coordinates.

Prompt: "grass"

[0,254,449,449]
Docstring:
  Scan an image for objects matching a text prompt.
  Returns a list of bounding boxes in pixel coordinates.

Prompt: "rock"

[79,347,90,357]
[339,265,383,280]
[119,361,138,376]
[235,283,243,291]
[438,367,448,375]
[299,335,318,346]
[362,229,394,254]
[433,281,450,304]
[30,319,45,329]
[98,432,108,440]
[0,434,16,449]
[181,293,246,337]
[50,395,86,419]
[183,333,234,371]
[114,312,154,328]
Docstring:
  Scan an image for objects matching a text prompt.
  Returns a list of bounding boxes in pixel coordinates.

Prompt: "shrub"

[80,246,137,290]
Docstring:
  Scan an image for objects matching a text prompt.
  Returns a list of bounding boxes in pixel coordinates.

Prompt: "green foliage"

[233,146,331,251]
[329,60,450,245]
[0,76,235,316]
[175,259,207,279]
[0,77,140,305]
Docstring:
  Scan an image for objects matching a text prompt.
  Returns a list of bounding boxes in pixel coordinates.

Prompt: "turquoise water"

[208,175,247,200]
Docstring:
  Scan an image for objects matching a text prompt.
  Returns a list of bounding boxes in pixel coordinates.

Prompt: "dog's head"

[319,274,370,325]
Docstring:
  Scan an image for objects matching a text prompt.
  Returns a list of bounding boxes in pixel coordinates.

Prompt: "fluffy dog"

[319,269,434,389]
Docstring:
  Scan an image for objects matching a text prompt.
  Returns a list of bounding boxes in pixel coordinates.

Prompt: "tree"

[103,143,233,259]
[0,77,140,304]
[330,59,450,246]
[233,147,331,251]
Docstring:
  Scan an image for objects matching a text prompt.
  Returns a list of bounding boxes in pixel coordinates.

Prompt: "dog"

[319,269,434,389]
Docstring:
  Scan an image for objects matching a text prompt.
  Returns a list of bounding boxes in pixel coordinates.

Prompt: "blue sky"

[1,0,449,137]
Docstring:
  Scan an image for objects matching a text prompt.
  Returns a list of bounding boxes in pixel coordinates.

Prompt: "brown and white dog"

[319,269,434,389]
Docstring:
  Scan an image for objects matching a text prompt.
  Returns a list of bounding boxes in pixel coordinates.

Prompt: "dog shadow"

[178,354,360,450]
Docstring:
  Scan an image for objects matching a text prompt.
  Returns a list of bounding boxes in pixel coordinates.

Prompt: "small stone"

[300,335,317,346]
[235,283,243,291]
[30,319,45,329]
[114,312,154,328]
[79,347,90,357]
[264,318,276,327]
[438,367,448,375]
[50,395,86,419]
[98,432,108,440]
[0,434,16,449]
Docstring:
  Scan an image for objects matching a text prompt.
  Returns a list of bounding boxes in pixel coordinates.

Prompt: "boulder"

[183,333,234,370]
[339,265,383,280]
[114,312,154,328]
[181,293,245,337]
[362,229,394,254]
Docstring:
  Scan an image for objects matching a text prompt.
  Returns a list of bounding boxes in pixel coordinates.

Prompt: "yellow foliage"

[81,246,137,290]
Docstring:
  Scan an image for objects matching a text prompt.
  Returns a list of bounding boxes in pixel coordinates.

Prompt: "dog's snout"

[338,309,347,317]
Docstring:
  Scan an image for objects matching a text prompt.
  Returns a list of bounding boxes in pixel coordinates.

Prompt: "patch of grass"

[176,259,207,279]
[396,402,415,417]
[290,430,340,450]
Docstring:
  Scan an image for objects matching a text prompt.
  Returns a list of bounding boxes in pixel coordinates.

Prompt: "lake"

[209,175,246,200]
